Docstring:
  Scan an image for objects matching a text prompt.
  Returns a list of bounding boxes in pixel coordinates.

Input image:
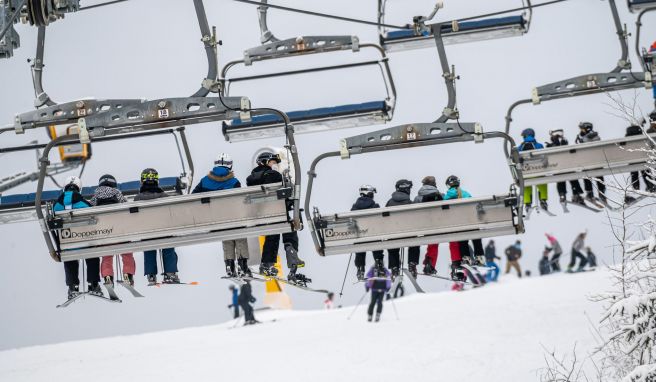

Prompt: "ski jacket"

[89,186,127,206]
[625,125,643,137]
[575,130,601,144]
[351,196,379,211]
[246,165,283,186]
[53,190,91,212]
[413,185,443,203]
[572,235,585,251]
[546,135,569,148]
[192,166,241,194]
[238,282,255,304]
[518,136,544,151]
[484,243,499,262]
[365,267,391,292]
[444,187,472,200]
[134,183,168,201]
[539,257,551,275]
[545,234,562,255]
[505,244,522,261]
[386,191,412,207]
[231,289,239,307]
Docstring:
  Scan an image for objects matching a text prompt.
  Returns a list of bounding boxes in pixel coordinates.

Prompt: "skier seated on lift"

[546,130,586,206]
[246,152,308,284]
[351,184,384,281]
[135,168,181,285]
[625,124,656,203]
[576,122,607,206]
[89,174,136,287]
[54,176,103,299]
[413,176,444,276]
[518,128,549,211]
[385,179,420,279]
[443,175,485,280]
[365,265,391,323]
[192,153,251,278]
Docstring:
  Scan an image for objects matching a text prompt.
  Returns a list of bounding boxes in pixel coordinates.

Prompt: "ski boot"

[367,314,373,322]
[123,273,134,286]
[103,275,114,287]
[163,272,180,284]
[375,313,380,322]
[539,200,549,211]
[225,259,236,278]
[237,258,252,278]
[259,263,278,277]
[450,261,467,282]
[288,265,311,286]
[146,274,157,286]
[474,255,486,267]
[67,284,80,300]
[408,262,418,279]
[356,265,366,281]
[625,195,637,205]
[559,194,567,204]
[88,282,104,297]
[284,244,305,268]
[585,192,596,204]
[390,267,400,280]
[422,262,437,275]
[572,193,586,205]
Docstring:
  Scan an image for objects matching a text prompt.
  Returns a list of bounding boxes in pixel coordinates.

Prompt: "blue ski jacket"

[53,190,91,212]
[192,166,241,193]
[444,187,472,200]
[518,135,544,151]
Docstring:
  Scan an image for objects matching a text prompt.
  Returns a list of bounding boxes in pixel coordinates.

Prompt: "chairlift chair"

[628,0,656,13]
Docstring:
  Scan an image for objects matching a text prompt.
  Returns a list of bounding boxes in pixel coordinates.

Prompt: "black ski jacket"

[626,125,643,137]
[386,191,412,207]
[546,135,569,148]
[351,196,380,211]
[238,282,256,304]
[134,183,168,201]
[246,165,282,186]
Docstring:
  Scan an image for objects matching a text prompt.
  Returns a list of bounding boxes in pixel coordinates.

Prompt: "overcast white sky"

[0,0,655,350]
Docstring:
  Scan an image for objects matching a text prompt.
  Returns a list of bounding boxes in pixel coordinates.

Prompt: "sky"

[0,0,655,350]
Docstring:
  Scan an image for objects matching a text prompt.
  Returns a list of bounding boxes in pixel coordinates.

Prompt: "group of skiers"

[540,232,597,275]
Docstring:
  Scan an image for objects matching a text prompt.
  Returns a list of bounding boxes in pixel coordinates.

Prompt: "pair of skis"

[221,274,329,294]
[57,281,145,308]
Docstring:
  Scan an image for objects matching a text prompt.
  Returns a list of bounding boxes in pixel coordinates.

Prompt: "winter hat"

[422,176,436,187]
[545,233,556,244]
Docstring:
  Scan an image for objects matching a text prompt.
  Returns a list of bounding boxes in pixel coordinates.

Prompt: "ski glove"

[249,297,256,303]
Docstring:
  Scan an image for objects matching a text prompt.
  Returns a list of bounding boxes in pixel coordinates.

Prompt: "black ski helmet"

[256,152,281,166]
[578,121,593,133]
[98,174,118,188]
[521,128,536,138]
[445,175,460,188]
[140,168,159,184]
[395,179,413,194]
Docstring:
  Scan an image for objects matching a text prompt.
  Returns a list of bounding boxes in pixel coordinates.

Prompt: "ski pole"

[347,290,368,320]
[231,315,243,329]
[339,253,353,298]
[389,295,400,321]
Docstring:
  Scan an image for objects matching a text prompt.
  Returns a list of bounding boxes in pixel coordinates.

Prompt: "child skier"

[365,265,391,322]
[414,176,444,275]
[575,122,607,204]
[518,128,549,211]
[545,130,585,205]
[484,240,501,282]
[585,247,597,269]
[545,233,563,272]
[539,247,552,276]
[193,153,251,277]
[53,176,102,299]
[89,174,136,287]
[351,185,384,280]
[134,168,180,285]
[385,179,420,278]
[238,280,258,325]
[568,232,588,272]
[228,284,240,319]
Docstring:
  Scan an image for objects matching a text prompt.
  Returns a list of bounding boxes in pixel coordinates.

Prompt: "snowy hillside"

[0,269,612,382]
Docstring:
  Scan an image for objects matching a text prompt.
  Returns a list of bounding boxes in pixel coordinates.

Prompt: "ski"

[220,275,266,285]
[252,274,329,294]
[153,281,199,287]
[229,319,278,330]
[568,200,602,213]
[86,292,122,303]
[539,205,557,217]
[625,195,649,207]
[585,196,606,209]
[56,292,86,308]
[418,272,473,285]
[461,264,486,287]
[117,281,145,298]
[402,268,425,293]
[598,198,621,212]
[559,200,570,213]
[103,283,121,301]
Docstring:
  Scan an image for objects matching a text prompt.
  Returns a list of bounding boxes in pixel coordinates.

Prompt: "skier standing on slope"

[413,176,444,276]
[324,292,335,310]
[545,130,586,205]
[575,122,607,205]
[228,285,240,319]
[365,265,391,322]
[247,152,308,284]
[544,233,563,272]
[238,280,258,325]
[518,128,549,211]
[539,247,552,276]
[504,240,522,278]
[89,174,136,287]
[192,153,251,278]
[135,168,181,285]
[54,176,102,299]
[351,185,384,280]
[484,240,501,282]
[567,232,588,273]
[385,179,420,279]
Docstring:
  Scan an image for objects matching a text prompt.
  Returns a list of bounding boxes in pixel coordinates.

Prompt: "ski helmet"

[549,129,564,137]
[578,121,593,132]
[256,152,281,166]
[445,175,460,188]
[650,110,656,123]
[358,184,377,198]
[98,174,117,188]
[521,128,536,138]
[140,168,159,184]
[422,176,436,187]
[64,176,82,192]
[214,153,233,170]
[395,179,413,194]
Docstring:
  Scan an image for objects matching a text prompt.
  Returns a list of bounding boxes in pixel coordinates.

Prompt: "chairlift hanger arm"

[608,0,631,72]
[31,26,55,107]
[430,23,457,123]
[257,0,279,44]
[191,0,219,97]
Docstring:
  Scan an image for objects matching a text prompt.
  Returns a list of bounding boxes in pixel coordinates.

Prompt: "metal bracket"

[243,36,359,65]
[532,72,649,104]
[77,117,90,144]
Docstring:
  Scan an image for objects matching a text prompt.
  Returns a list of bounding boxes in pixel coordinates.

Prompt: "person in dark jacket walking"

[238,280,258,325]
[365,266,392,322]
[246,152,307,283]
[385,179,420,279]
[228,285,240,319]
[576,122,607,204]
[135,168,180,285]
[351,184,384,280]
[89,174,136,287]
[546,130,586,205]
[414,176,444,275]
[504,241,522,277]
[193,153,251,277]
[53,176,102,299]
[484,240,501,282]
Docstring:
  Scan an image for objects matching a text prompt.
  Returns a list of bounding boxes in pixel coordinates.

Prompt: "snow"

[0,268,613,382]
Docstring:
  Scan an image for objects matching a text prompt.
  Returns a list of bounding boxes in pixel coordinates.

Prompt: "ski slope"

[0,269,611,382]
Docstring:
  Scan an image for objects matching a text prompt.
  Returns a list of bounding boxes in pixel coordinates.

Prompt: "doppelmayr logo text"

[61,228,113,239]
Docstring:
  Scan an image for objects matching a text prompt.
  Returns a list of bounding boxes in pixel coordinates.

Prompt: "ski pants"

[223,239,249,260]
[448,242,463,262]
[144,248,179,276]
[524,184,548,205]
[64,258,101,287]
[354,251,384,267]
[505,260,522,277]
[557,180,583,196]
[101,253,136,278]
[262,231,301,267]
[568,249,587,270]
[424,244,462,267]
[486,261,500,282]
[631,170,655,191]
[387,246,419,269]
[231,304,240,319]
[239,301,255,322]
[457,240,483,259]
[550,252,562,272]
[583,176,606,198]
[367,290,385,316]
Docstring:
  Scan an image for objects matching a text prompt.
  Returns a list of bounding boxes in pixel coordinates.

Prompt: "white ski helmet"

[64,176,82,191]
[359,185,377,197]
[214,152,233,169]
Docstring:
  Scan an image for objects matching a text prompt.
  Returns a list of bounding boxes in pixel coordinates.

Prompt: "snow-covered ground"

[0,268,611,382]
